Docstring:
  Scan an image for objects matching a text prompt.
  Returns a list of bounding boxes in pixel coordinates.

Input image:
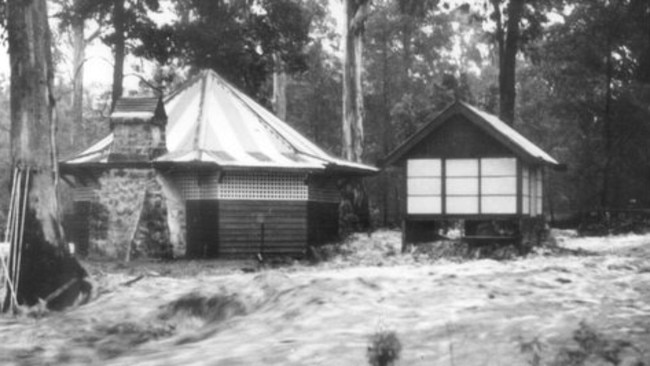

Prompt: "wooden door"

[186,200,219,258]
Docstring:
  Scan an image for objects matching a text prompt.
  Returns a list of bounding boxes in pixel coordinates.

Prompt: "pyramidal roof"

[63,70,377,174]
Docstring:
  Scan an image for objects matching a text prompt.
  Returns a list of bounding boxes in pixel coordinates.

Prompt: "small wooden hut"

[382,101,560,247]
[61,70,377,259]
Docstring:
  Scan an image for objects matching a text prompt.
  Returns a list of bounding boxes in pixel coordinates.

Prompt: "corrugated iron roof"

[461,102,558,165]
[62,70,377,174]
[383,101,559,166]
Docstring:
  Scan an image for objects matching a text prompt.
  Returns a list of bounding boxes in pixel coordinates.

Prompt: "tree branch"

[85,26,101,44]
[349,1,371,35]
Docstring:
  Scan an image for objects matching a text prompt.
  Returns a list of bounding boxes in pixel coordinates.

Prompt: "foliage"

[523,0,650,213]
[367,330,402,366]
[284,0,342,154]
[56,0,161,47]
[133,0,313,99]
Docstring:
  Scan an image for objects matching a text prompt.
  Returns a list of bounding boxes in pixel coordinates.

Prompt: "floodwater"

[1,230,649,365]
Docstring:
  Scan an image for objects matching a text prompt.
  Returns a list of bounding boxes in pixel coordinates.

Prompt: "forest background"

[0,0,649,232]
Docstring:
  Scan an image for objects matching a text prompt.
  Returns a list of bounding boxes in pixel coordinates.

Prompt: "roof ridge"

[192,74,209,151]
[209,72,302,154]
[163,71,205,104]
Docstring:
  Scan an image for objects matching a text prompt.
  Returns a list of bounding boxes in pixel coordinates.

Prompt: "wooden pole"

[14,168,30,299]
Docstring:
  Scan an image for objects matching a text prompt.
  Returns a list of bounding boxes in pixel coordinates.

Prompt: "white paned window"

[535,169,543,215]
[445,159,479,214]
[480,158,517,214]
[407,159,442,214]
[529,169,537,217]
[522,166,530,215]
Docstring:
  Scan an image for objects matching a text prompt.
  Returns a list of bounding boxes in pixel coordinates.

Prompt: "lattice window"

[219,172,307,201]
[173,173,219,200]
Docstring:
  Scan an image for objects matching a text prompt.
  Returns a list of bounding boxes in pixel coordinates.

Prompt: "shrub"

[367,330,402,366]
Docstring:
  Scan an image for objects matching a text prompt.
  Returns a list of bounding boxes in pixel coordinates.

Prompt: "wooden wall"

[186,199,219,258]
[218,200,307,256]
[307,202,339,246]
[407,115,511,159]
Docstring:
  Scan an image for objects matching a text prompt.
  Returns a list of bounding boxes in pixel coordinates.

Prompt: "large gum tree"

[3,0,90,312]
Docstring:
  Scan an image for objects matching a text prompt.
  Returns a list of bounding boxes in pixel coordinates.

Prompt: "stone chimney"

[108,97,167,162]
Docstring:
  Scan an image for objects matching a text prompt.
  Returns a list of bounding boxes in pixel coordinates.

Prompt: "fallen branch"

[44,278,78,305]
[121,275,145,287]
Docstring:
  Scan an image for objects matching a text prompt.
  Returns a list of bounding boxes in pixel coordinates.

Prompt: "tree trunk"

[601,40,614,208]
[401,17,413,91]
[272,53,287,120]
[494,0,524,125]
[491,0,505,108]
[342,0,368,163]
[381,25,391,226]
[71,16,85,142]
[111,0,126,110]
[4,0,90,312]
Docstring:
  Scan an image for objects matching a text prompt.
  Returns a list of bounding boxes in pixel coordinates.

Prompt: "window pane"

[482,196,517,214]
[407,159,441,177]
[446,159,478,177]
[446,177,479,195]
[408,196,441,214]
[408,177,441,195]
[481,158,516,176]
[482,177,517,195]
[522,195,530,214]
[446,196,479,214]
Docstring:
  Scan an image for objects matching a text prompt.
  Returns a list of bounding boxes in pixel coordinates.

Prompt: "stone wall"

[110,124,161,161]
[89,169,171,260]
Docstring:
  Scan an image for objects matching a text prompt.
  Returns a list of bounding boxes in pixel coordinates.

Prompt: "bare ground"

[1,230,650,365]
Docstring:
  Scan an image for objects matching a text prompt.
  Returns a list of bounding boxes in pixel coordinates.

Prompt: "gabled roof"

[383,101,559,167]
[62,70,377,175]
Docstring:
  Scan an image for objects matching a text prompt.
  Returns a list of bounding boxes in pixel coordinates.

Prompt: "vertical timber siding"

[218,200,307,256]
[307,202,339,246]
[186,200,219,258]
